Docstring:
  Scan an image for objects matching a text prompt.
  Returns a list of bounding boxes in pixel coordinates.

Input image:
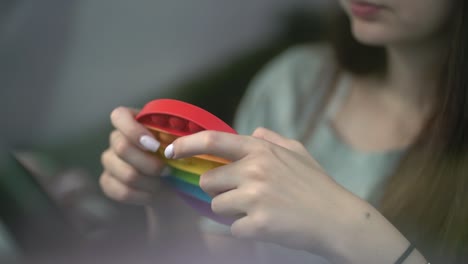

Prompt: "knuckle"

[252,127,267,137]
[127,126,142,139]
[244,186,262,204]
[115,187,132,202]
[99,174,133,202]
[114,137,130,156]
[210,197,222,214]
[121,168,140,185]
[253,141,272,156]
[198,174,209,191]
[202,131,219,149]
[100,150,109,166]
[231,223,248,238]
[147,163,164,177]
[199,171,214,192]
[100,174,121,200]
[245,160,267,181]
[251,212,271,236]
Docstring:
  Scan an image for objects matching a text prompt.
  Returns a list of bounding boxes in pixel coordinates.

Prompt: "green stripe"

[170,167,200,185]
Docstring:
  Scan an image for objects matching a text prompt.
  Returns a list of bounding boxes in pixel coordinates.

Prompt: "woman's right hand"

[100,107,166,205]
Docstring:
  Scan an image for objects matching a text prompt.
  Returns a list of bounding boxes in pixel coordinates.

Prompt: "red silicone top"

[136,99,237,136]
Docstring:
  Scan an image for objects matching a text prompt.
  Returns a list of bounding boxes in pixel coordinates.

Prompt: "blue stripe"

[164,175,212,203]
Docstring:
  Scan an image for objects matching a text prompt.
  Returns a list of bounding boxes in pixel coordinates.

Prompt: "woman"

[100,0,467,263]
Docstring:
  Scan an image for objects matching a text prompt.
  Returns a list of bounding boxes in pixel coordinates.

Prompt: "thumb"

[251,127,307,154]
[252,127,323,170]
[251,127,288,145]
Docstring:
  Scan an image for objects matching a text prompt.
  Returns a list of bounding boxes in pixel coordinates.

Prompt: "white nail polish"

[164,144,174,159]
[140,135,160,152]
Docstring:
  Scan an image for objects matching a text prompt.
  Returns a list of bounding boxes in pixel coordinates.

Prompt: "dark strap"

[395,244,415,264]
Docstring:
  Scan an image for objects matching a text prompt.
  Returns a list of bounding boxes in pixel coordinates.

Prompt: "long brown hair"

[328,1,468,262]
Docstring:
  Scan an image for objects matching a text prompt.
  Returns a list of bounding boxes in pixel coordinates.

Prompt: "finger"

[199,162,241,197]
[230,216,256,239]
[101,150,160,192]
[251,127,308,155]
[110,106,160,152]
[211,189,247,218]
[99,172,154,205]
[165,130,253,161]
[110,131,166,176]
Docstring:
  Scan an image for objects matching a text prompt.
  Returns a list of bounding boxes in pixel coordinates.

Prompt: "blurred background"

[0,0,332,263]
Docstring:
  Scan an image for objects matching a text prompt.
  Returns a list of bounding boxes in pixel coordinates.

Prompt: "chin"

[349,17,397,46]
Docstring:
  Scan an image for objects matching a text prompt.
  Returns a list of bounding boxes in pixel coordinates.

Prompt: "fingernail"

[140,135,160,152]
[164,144,174,159]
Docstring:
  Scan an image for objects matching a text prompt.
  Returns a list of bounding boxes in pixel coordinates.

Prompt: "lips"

[349,1,384,19]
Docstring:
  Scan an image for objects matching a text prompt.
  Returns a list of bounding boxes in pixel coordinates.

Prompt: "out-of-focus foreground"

[0,0,331,263]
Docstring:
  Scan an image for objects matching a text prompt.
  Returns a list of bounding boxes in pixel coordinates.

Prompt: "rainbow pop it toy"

[136,99,237,224]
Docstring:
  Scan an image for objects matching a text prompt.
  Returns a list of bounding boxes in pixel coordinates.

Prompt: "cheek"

[392,0,452,41]
[346,0,452,45]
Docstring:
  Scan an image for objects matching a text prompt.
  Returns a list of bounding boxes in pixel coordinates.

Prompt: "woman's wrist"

[323,196,428,264]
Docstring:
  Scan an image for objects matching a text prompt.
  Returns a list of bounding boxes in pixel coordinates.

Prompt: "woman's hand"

[100,107,166,205]
[164,127,363,257]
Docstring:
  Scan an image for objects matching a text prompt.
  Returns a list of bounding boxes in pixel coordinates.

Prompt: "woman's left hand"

[165,127,365,257]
